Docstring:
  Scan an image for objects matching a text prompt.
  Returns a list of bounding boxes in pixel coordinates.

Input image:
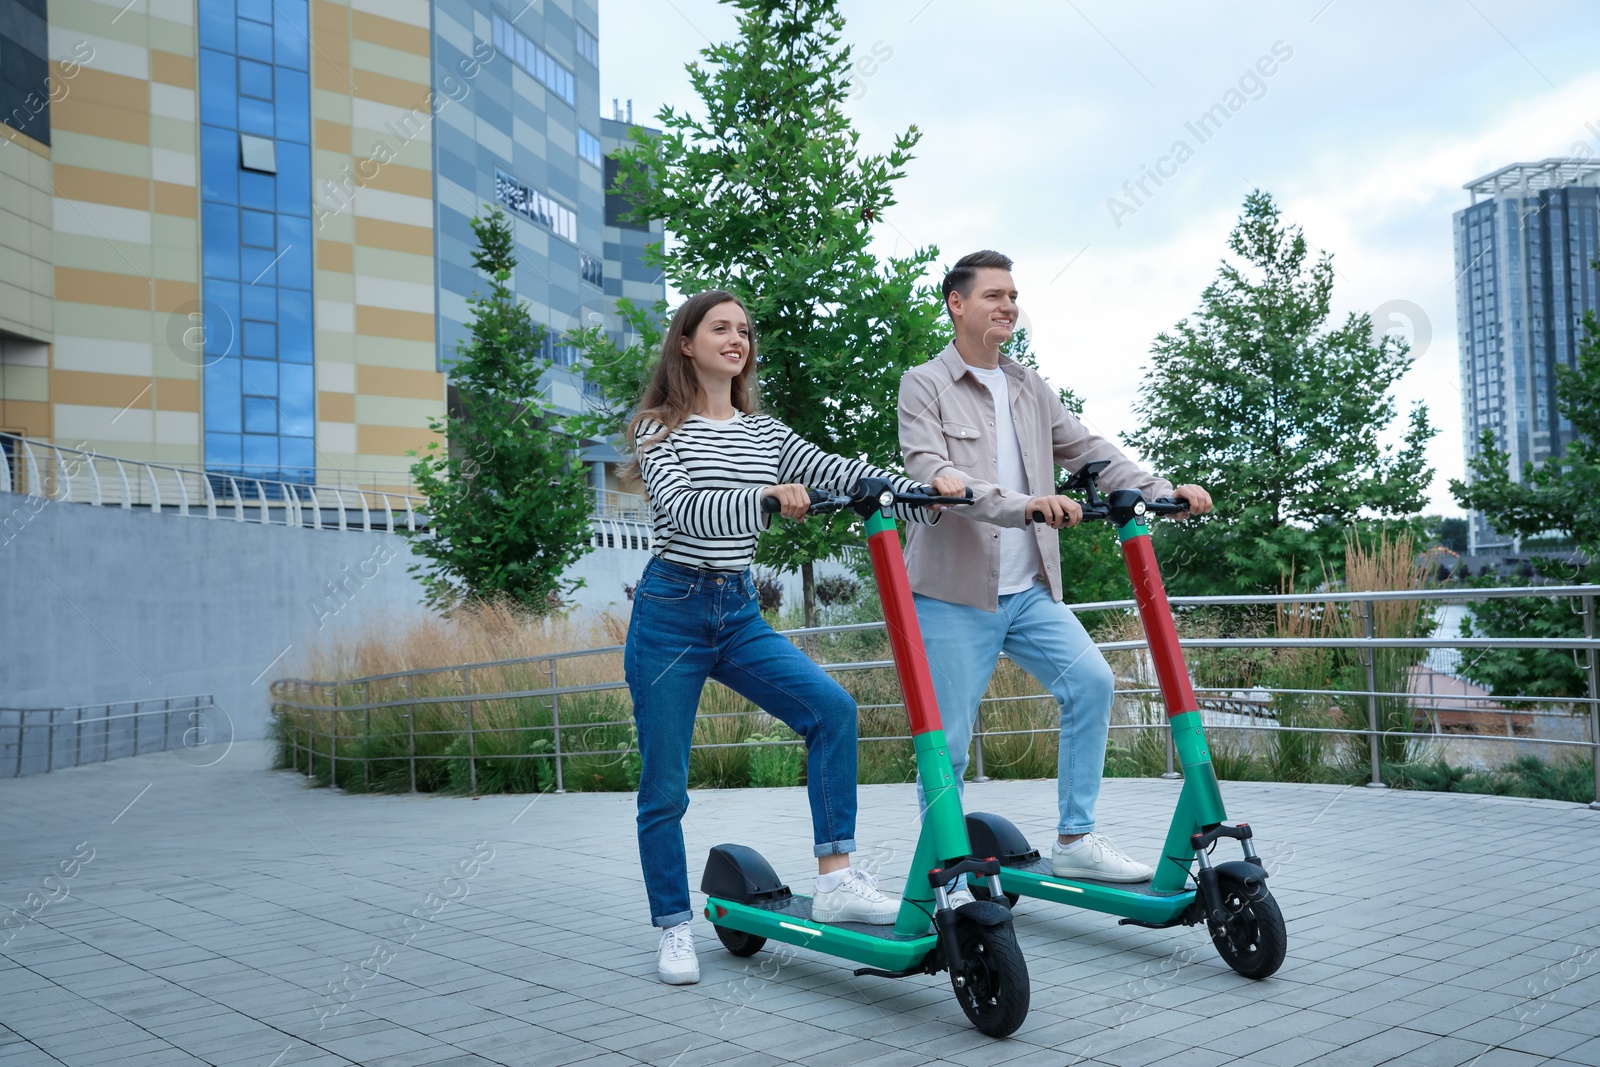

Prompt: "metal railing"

[0,695,217,777]
[269,585,1600,805]
[0,433,423,532]
[594,488,648,522]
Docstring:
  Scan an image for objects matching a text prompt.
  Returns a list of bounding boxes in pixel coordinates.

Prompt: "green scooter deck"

[705,893,938,973]
[996,856,1195,925]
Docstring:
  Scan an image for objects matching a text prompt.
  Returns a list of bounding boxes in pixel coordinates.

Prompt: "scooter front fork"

[1190,822,1265,924]
[931,884,969,982]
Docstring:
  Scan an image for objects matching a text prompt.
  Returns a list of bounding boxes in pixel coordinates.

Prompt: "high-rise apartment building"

[0,0,660,494]
[1454,159,1600,552]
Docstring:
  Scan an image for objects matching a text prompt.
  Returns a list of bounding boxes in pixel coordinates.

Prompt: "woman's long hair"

[621,290,759,484]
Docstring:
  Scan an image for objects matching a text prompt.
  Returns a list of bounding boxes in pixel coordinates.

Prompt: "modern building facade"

[1454,159,1600,553]
[0,0,660,496]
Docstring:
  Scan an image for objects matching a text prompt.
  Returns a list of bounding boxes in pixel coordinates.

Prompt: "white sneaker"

[656,921,699,985]
[946,887,977,909]
[1051,832,1154,882]
[812,868,898,925]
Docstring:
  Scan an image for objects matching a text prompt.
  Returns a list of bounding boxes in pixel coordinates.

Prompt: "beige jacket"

[898,344,1173,611]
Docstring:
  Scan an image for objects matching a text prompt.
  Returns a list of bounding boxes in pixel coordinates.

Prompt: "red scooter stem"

[866,518,944,737]
[1119,532,1200,721]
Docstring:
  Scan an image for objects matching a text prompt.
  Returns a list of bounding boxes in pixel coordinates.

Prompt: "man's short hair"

[942,250,1014,314]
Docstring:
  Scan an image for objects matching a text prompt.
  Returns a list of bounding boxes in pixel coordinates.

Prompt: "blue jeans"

[914,582,1114,836]
[624,557,860,927]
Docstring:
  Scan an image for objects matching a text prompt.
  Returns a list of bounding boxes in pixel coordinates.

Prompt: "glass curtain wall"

[198,0,315,487]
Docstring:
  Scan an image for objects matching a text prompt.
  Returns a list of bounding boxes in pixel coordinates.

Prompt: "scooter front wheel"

[969,882,1021,909]
[950,920,1029,1037]
[714,925,767,958]
[1207,873,1286,979]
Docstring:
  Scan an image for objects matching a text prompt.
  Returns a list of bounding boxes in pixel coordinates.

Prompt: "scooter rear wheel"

[950,920,1029,1037]
[714,925,766,958]
[1207,873,1286,979]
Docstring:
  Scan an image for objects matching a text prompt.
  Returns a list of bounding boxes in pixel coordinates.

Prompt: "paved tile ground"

[1,742,1598,1067]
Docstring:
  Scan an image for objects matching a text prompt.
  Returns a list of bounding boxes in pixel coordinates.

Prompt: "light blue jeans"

[914,581,1115,836]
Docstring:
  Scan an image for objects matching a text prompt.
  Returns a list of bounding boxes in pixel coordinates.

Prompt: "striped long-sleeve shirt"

[634,411,937,571]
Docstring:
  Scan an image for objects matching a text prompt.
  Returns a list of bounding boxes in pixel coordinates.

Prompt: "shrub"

[747,730,804,787]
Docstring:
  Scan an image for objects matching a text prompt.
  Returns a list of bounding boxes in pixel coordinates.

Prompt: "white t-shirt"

[970,365,1043,595]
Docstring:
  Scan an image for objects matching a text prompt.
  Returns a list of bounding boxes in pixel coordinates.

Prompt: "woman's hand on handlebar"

[762,483,812,521]
[1028,494,1082,529]
[1171,483,1213,520]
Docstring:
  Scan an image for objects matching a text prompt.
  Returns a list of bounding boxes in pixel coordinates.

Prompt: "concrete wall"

[1,499,862,744]
[0,497,431,742]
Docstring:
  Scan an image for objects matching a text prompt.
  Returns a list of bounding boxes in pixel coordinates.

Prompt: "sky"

[597,0,1600,515]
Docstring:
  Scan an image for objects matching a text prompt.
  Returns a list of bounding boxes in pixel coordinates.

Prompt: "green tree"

[1424,515,1469,555]
[1447,310,1600,699]
[581,0,944,627]
[1125,190,1435,595]
[406,208,595,612]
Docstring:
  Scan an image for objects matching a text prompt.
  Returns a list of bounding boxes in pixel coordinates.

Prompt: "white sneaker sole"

[1049,860,1153,883]
[812,902,897,925]
[658,965,700,985]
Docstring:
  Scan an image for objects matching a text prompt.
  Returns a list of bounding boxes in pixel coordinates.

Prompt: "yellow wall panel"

[357,363,443,401]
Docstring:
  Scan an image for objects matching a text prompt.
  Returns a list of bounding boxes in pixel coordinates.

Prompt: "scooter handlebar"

[760,485,973,517]
[1146,495,1191,516]
[1031,493,1190,525]
[760,489,852,515]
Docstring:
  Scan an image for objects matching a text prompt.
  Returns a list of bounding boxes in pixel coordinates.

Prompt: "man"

[899,250,1213,895]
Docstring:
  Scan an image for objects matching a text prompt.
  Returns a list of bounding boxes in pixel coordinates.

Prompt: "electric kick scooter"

[700,478,1032,1037]
[965,460,1287,980]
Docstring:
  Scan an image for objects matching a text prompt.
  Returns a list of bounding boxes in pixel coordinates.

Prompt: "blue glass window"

[206,432,243,466]
[204,361,242,432]
[241,209,274,248]
[243,433,278,467]
[274,71,308,143]
[202,202,241,280]
[278,215,311,287]
[242,357,278,397]
[239,95,274,136]
[492,12,577,106]
[280,436,314,471]
[199,1,236,52]
[200,0,313,481]
[239,170,275,210]
[578,128,603,168]
[237,17,273,62]
[244,398,277,434]
[242,282,275,321]
[279,364,313,429]
[199,51,237,126]
[239,59,273,100]
[242,320,278,359]
[240,248,276,286]
[200,126,238,204]
[274,2,310,71]
[279,289,312,360]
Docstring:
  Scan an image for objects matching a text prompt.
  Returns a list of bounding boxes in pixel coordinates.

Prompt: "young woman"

[624,290,941,985]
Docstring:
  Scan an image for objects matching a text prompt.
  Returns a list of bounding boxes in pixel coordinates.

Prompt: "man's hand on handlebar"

[761,483,812,521]
[929,473,966,512]
[1170,483,1213,520]
[1027,494,1082,530]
